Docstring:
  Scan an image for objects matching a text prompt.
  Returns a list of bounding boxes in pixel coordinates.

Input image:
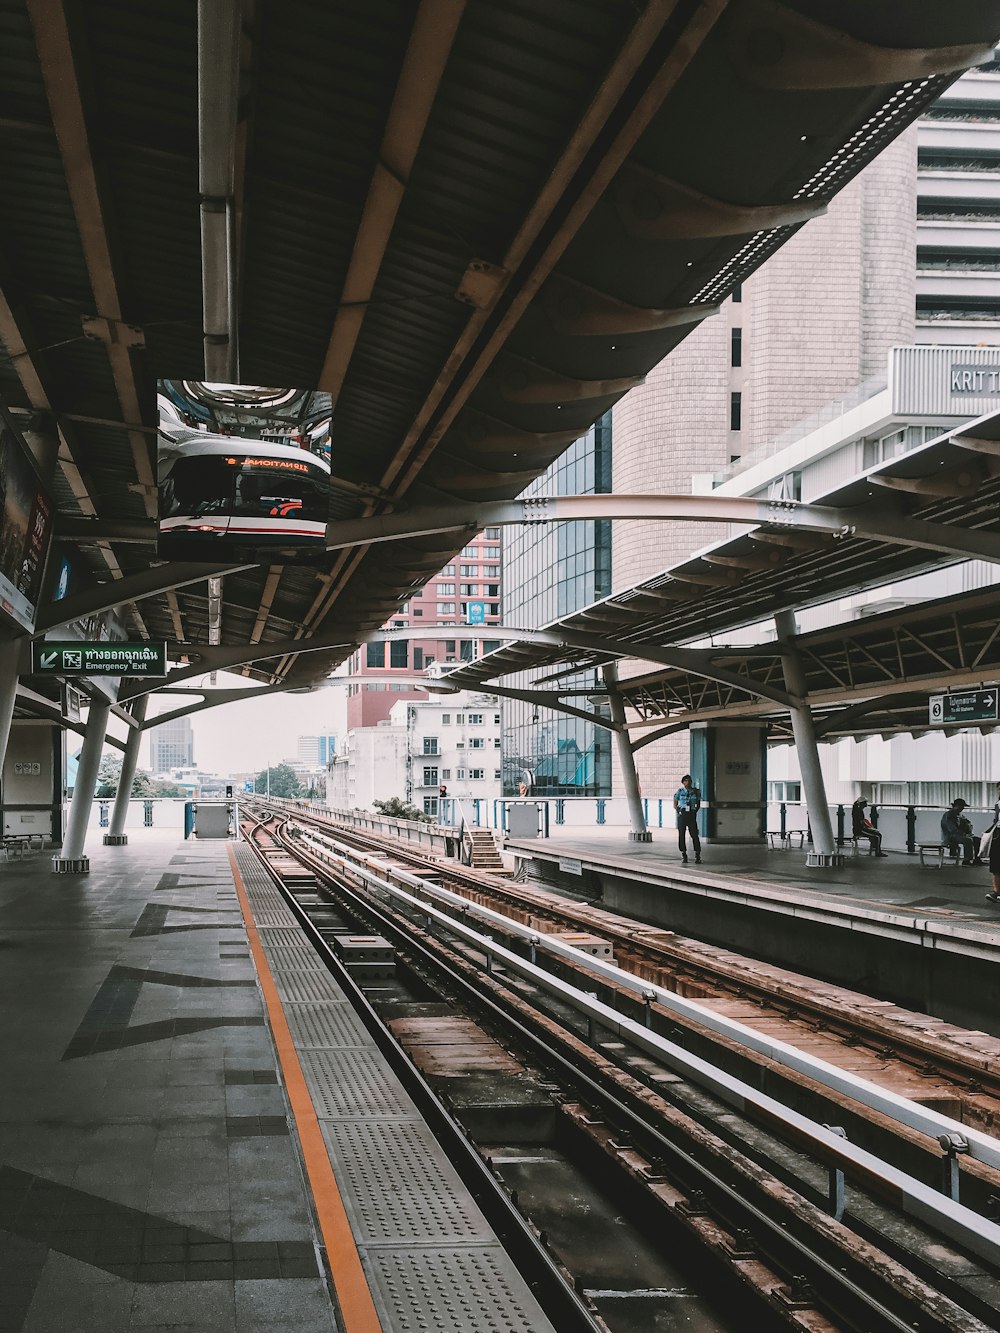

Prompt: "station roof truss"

[4,0,1000,709]
[440,408,1000,741]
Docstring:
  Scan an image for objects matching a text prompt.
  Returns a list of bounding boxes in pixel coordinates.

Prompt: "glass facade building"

[502,415,612,796]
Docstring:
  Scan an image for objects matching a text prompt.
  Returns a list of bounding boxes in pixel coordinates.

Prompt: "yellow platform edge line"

[227,843,384,1333]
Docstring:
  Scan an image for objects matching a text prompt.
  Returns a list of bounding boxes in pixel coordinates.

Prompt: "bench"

[1,833,45,858]
[767,830,805,849]
[918,842,962,869]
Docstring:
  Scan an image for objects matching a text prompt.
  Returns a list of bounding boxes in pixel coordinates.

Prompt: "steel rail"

[298,825,1000,1175]
[269,813,989,1333]
[278,799,1000,1167]
[289,823,1000,1270]
[238,815,603,1333]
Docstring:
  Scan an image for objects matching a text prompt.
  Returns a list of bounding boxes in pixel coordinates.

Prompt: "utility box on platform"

[690,722,766,843]
[2,720,63,845]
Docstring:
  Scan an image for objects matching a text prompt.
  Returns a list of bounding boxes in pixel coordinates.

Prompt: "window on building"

[441,564,455,575]
[483,546,500,559]
[484,566,499,578]
[460,640,474,661]
[730,391,742,431]
[437,602,455,614]
[422,766,438,786]
[423,736,438,754]
[461,564,476,576]
[469,713,483,724]
[413,647,423,670]
[366,642,384,667]
[470,768,484,780]
[731,327,742,368]
[486,584,499,598]
[493,737,501,748]
[484,527,501,539]
[441,768,451,780]
[493,713,501,724]
[423,796,438,816]
[732,282,742,303]
[455,767,466,779]
[438,582,455,594]
[469,737,484,749]
[461,583,478,596]
[390,640,407,668]
[461,544,477,558]
[455,714,465,724]
[413,607,423,616]
[494,769,502,779]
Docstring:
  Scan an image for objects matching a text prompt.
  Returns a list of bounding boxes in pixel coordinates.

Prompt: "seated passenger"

[941,798,979,866]
[851,798,887,857]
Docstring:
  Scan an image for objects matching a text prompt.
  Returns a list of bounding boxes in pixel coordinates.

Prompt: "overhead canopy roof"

[3,0,999,698]
[441,407,1000,729]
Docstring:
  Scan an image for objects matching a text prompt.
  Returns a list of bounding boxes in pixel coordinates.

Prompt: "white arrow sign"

[39,651,58,670]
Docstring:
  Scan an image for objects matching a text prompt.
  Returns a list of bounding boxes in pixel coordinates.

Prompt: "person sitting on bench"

[941,798,979,866]
[851,798,887,856]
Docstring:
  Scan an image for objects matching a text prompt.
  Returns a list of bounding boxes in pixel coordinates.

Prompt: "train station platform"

[0,832,553,1333]
[506,832,1000,1036]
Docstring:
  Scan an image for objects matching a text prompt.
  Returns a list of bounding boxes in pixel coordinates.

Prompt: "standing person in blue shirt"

[673,774,702,865]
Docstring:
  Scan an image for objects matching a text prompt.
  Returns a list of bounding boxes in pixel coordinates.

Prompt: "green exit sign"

[32,641,167,677]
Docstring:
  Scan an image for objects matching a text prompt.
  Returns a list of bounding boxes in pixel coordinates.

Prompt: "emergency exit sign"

[32,641,167,677]
[928,688,999,725]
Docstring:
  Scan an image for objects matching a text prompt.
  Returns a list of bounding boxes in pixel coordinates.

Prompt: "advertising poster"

[0,403,53,633]
[157,382,332,561]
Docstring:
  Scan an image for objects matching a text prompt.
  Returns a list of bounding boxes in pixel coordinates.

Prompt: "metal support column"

[0,636,21,775]
[54,699,110,874]
[774,610,841,867]
[104,694,148,845]
[602,663,651,842]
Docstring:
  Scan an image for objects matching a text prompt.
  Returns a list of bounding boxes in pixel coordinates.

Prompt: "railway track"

[240,805,1000,1332]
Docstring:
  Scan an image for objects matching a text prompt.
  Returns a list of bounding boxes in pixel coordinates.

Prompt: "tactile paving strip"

[257,926,316,948]
[233,841,554,1331]
[300,1050,417,1118]
[271,970,345,1003]
[366,1246,548,1332]
[262,945,327,971]
[320,1119,493,1244]
[284,1003,369,1048]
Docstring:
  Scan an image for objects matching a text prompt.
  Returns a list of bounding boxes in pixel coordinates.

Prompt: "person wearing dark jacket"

[851,798,887,856]
[941,798,978,865]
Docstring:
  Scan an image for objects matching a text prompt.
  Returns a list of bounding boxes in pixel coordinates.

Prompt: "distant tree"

[254,763,303,798]
[373,796,431,823]
[94,755,158,798]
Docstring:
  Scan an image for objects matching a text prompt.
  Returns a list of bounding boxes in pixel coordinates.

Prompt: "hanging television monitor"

[157,381,331,561]
[0,401,53,633]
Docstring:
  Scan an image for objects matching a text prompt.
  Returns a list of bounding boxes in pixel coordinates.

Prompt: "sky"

[101,672,348,775]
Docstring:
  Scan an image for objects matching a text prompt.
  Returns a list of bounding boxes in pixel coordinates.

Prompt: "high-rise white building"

[148,716,194,774]
[296,732,337,767]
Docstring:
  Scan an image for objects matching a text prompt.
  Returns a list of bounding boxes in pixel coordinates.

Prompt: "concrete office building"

[504,55,1000,801]
[148,716,194,775]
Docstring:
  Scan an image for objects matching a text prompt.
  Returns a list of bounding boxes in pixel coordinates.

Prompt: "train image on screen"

[158,429,330,555]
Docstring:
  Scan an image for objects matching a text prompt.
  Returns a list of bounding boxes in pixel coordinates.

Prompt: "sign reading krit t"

[466,600,486,625]
[929,688,999,726]
[32,641,167,677]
